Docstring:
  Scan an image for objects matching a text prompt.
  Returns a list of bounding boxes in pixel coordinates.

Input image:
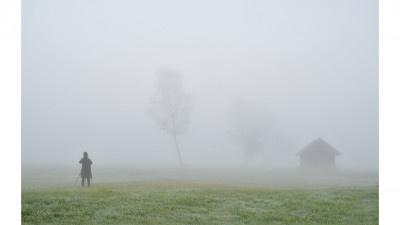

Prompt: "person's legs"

[81,177,84,187]
[87,178,90,187]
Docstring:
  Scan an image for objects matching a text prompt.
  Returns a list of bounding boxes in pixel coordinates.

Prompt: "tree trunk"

[173,133,184,166]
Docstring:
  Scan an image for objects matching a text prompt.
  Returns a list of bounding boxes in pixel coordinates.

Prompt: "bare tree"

[228,99,267,163]
[148,68,193,166]
[228,99,296,165]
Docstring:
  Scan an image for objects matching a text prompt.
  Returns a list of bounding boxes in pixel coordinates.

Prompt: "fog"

[22,0,378,171]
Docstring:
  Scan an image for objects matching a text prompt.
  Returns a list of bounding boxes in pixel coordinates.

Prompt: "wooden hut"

[296,138,341,169]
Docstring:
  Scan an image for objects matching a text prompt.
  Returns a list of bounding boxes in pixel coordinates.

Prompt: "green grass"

[21,182,378,225]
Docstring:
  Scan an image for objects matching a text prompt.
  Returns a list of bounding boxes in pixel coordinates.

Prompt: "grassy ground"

[21,182,378,225]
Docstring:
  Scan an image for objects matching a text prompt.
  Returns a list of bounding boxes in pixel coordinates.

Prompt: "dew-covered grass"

[22,181,378,225]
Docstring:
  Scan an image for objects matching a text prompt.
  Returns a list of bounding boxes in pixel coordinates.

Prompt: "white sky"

[22,0,378,169]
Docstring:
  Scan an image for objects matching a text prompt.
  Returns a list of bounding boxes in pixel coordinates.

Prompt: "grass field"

[21,167,378,224]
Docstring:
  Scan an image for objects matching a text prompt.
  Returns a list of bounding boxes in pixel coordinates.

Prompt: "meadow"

[21,166,378,224]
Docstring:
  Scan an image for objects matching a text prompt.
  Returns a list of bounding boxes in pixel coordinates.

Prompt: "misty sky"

[22,0,378,169]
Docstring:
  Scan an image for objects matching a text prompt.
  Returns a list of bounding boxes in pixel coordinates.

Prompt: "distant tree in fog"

[228,99,296,165]
[228,99,267,163]
[148,68,194,166]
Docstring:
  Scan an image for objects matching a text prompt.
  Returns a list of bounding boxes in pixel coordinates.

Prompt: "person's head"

[83,152,88,157]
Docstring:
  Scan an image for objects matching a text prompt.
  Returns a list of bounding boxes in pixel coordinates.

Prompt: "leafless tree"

[228,99,296,165]
[148,68,194,166]
[228,99,267,163]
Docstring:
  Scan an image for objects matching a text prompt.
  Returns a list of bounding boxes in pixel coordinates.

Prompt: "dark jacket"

[79,157,92,179]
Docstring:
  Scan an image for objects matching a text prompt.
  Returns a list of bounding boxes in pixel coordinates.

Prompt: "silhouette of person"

[79,152,92,187]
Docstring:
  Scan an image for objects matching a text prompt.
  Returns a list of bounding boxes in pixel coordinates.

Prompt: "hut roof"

[296,138,341,156]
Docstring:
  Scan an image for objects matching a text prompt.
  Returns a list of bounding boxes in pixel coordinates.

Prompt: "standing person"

[79,152,92,187]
